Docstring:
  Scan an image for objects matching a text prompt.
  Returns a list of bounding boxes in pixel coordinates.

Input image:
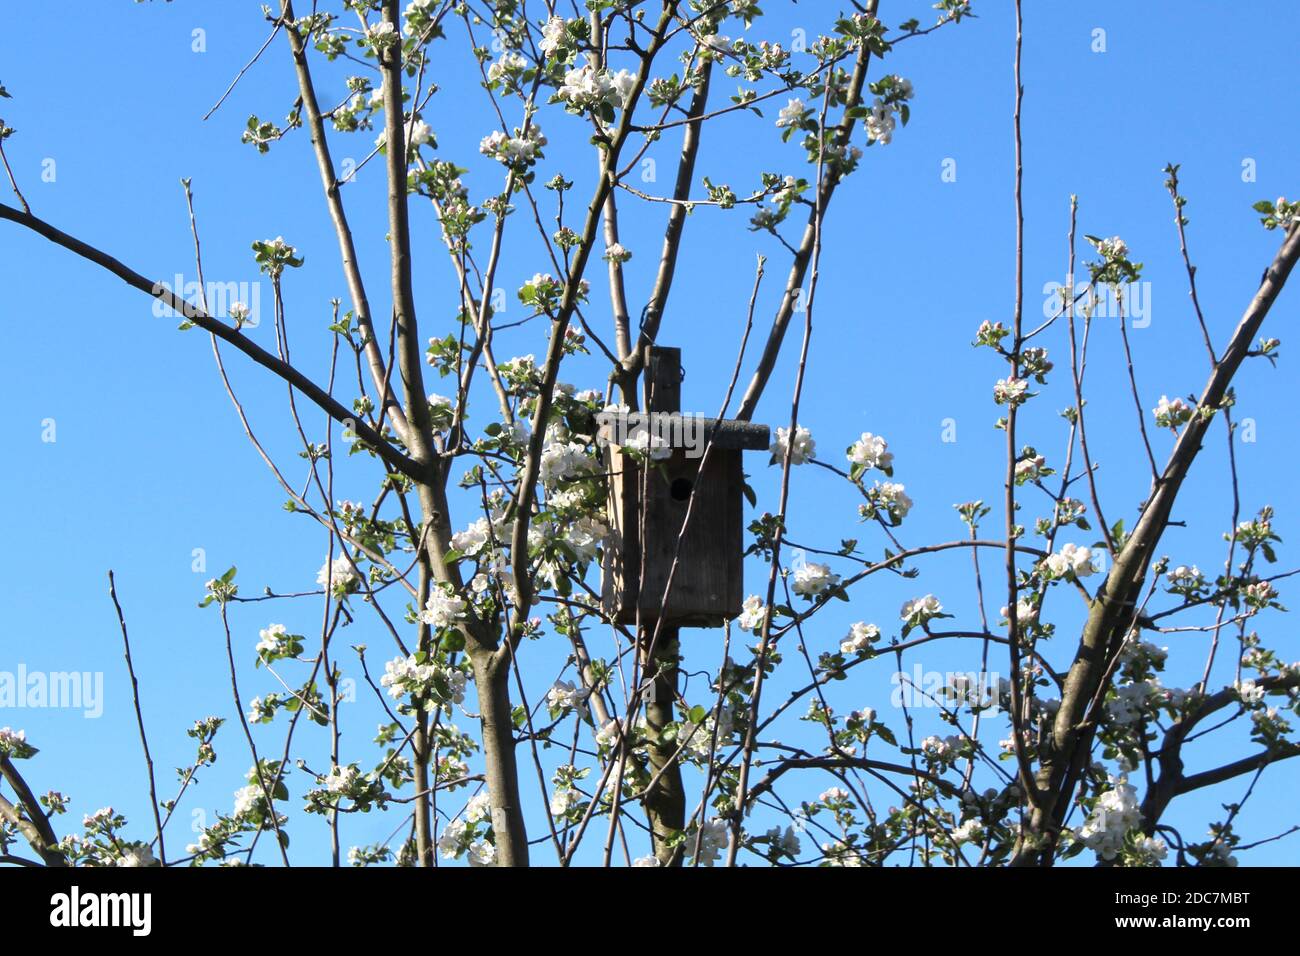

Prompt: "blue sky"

[1,0,1297,865]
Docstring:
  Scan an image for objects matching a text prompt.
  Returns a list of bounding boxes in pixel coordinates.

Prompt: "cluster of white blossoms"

[323,765,359,795]
[0,726,34,759]
[865,99,895,145]
[595,719,621,750]
[776,97,807,130]
[518,273,589,310]
[364,20,399,50]
[451,517,492,557]
[83,807,116,830]
[678,707,734,757]
[864,76,913,146]
[556,64,636,113]
[438,828,495,867]
[603,241,632,264]
[549,785,582,818]
[419,587,467,630]
[381,654,467,707]
[819,787,852,809]
[407,119,434,147]
[952,818,985,845]
[486,50,528,83]
[1000,599,1039,626]
[1076,774,1142,861]
[921,733,964,765]
[901,594,943,628]
[316,555,360,594]
[737,594,768,631]
[695,31,732,55]
[1040,543,1096,580]
[539,428,598,487]
[1262,196,1299,229]
[866,480,913,520]
[538,16,574,57]
[463,791,492,826]
[1107,678,1169,727]
[1244,578,1277,608]
[547,679,591,718]
[1015,453,1047,482]
[1132,834,1169,865]
[115,843,158,867]
[694,818,731,866]
[821,840,867,867]
[232,784,263,820]
[1153,394,1193,429]
[404,0,437,28]
[1166,564,1205,591]
[252,624,297,660]
[765,825,801,859]
[840,621,881,656]
[558,516,608,563]
[847,431,893,473]
[1095,236,1128,260]
[993,377,1029,406]
[479,124,547,168]
[792,561,840,598]
[622,427,672,461]
[770,425,815,465]
[1235,678,1267,706]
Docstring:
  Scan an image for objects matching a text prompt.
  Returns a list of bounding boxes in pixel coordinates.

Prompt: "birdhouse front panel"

[602,443,744,628]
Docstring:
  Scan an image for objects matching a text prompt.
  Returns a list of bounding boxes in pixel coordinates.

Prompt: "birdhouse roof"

[597,411,770,452]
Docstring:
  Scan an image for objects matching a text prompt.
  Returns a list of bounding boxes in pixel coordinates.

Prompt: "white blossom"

[993,377,1029,405]
[840,621,880,656]
[547,679,590,717]
[317,555,360,594]
[557,65,636,113]
[847,431,893,472]
[766,825,801,858]
[952,819,985,845]
[0,727,28,756]
[407,119,433,146]
[865,98,895,145]
[539,16,568,56]
[1097,236,1128,259]
[901,594,943,627]
[1076,775,1142,861]
[116,843,157,867]
[693,818,730,866]
[1153,394,1193,429]
[1041,543,1096,579]
[464,791,492,824]
[451,518,492,557]
[792,561,839,598]
[324,765,358,795]
[467,840,496,867]
[737,595,767,631]
[776,98,805,129]
[419,588,467,629]
[1000,599,1038,626]
[770,425,815,465]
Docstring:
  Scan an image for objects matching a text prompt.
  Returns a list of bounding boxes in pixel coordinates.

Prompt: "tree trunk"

[642,627,686,865]
[475,650,530,866]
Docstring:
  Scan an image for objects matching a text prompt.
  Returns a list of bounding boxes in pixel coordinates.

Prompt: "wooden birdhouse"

[600,346,769,628]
